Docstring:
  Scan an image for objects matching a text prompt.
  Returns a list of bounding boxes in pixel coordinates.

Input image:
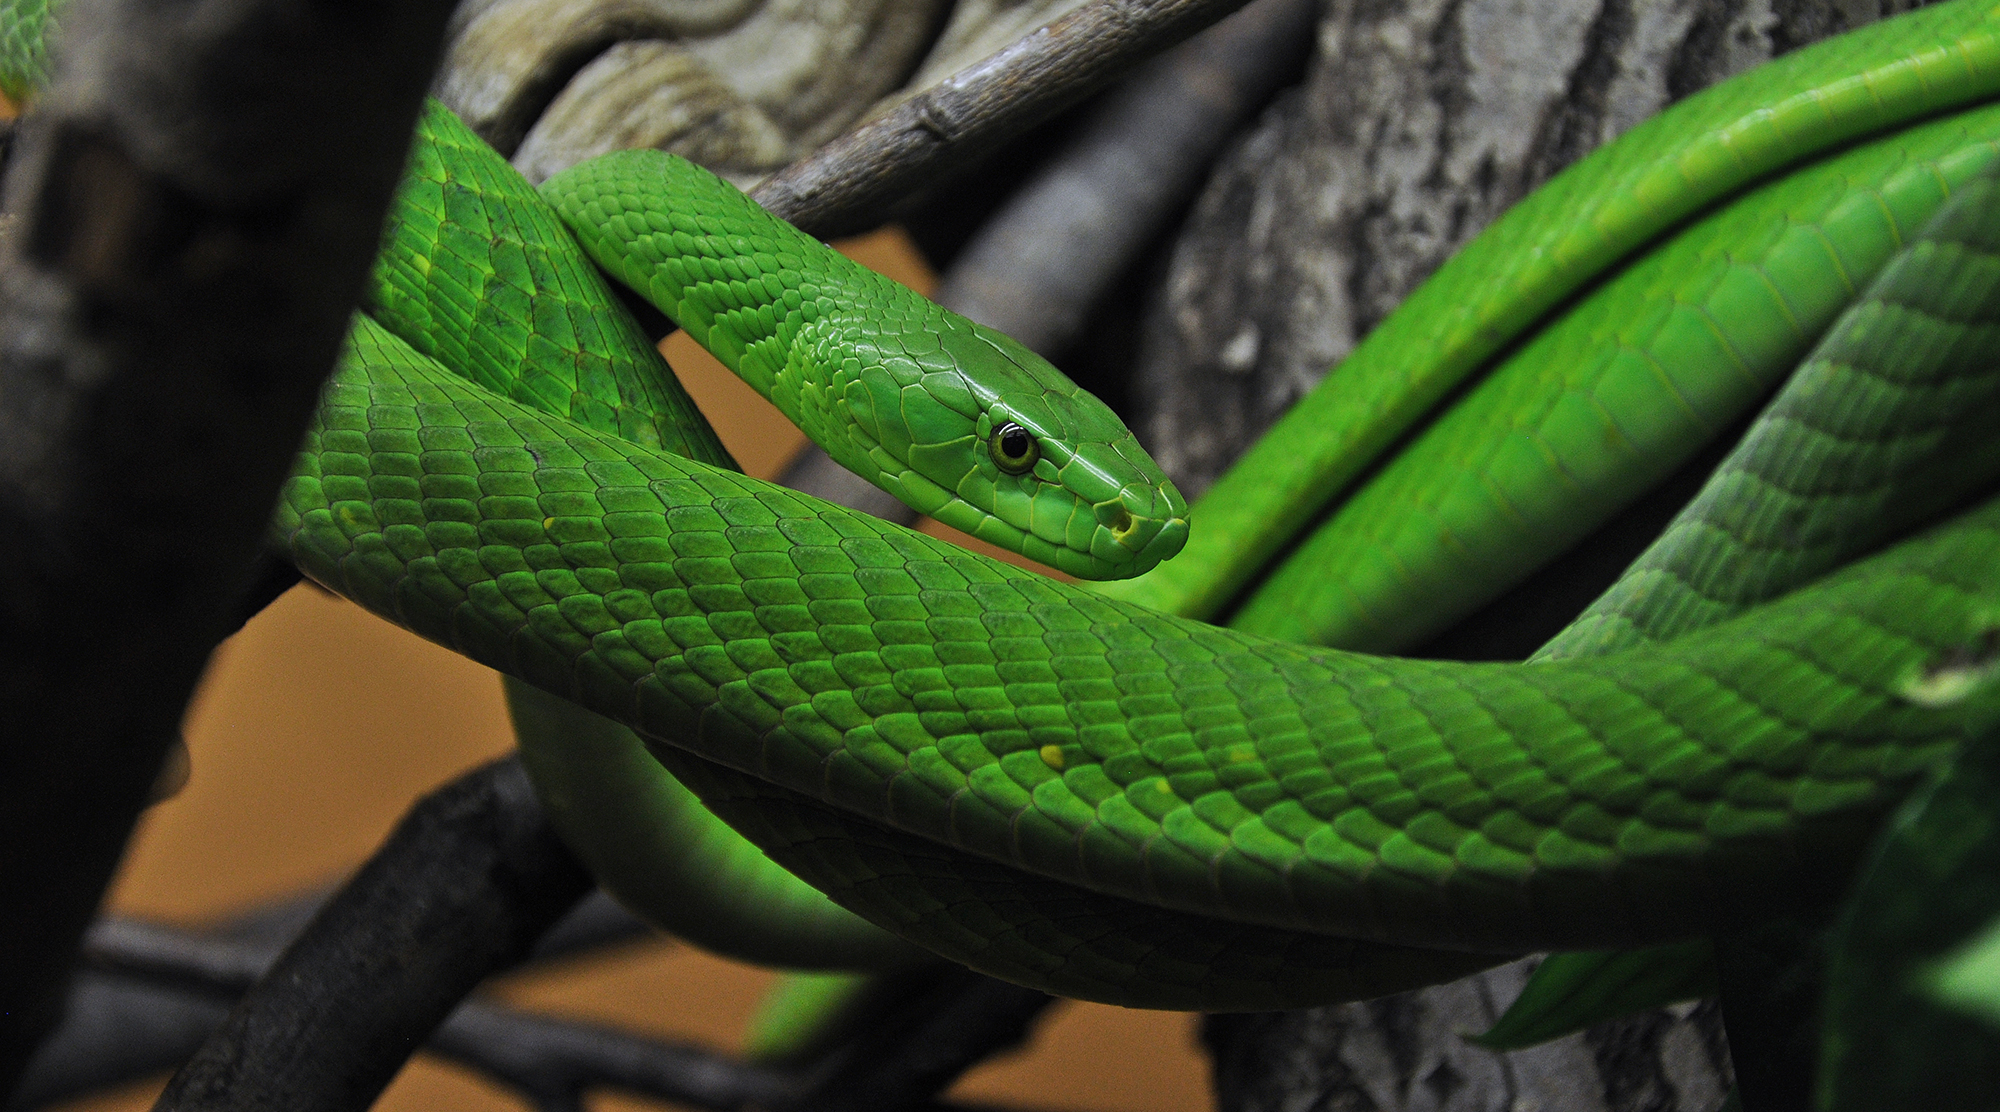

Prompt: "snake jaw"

[1088,476,1192,573]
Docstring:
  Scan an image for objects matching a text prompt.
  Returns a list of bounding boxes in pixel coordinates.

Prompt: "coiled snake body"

[15,0,2000,1011]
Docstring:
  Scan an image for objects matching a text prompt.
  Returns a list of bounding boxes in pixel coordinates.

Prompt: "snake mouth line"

[920,487,1185,580]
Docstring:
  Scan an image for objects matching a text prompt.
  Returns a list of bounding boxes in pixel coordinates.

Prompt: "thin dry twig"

[752,0,1259,238]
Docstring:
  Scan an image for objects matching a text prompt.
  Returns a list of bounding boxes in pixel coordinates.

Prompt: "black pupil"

[1000,426,1030,460]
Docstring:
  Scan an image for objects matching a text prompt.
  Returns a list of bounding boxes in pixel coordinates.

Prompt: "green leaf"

[1471,941,1717,1050]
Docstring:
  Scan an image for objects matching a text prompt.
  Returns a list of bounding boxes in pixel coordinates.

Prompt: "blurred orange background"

[55,232,1213,1112]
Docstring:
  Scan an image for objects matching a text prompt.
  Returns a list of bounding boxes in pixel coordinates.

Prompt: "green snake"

[17,0,2000,1015]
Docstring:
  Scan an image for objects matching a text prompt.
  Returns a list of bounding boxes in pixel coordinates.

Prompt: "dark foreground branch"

[17,851,1054,1112]
[786,966,1057,1112]
[9,971,793,1112]
[153,758,594,1112]
[752,0,1260,238]
[0,0,455,1091]
[12,887,651,1107]
[8,888,761,1112]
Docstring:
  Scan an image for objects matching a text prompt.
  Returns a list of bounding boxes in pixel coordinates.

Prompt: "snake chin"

[936,488,1190,582]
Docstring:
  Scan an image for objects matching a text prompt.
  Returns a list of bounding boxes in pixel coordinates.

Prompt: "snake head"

[537,148,1187,578]
[818,308,1189,581]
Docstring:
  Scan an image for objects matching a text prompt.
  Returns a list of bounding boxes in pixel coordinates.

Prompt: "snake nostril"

[1112,508,1135,539]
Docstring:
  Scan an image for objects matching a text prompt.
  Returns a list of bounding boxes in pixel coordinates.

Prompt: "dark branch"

[752,0,1260,239]
[429,1000,792,1112]
[16,884,1060,1112]
[12,888,714,1111]
[786,965,1056,1112]
[932,0,1316,356]
[528,889,657,961]
[0,0,455,1091]
[153,758,594,1112]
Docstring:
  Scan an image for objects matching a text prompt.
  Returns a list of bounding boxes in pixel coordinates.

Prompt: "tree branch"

[785,966,1057,1112]
[751,0,1260,238]
[0,0,456,1091]
[153,758,594,1112]
[10,888,726,1111]
[15,882,1058,1112]
[428,1001,792,1112]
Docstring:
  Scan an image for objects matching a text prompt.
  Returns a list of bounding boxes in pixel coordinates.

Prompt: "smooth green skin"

[1489,154,2000,1043]
[507,679,923,970]
[739,970,874,1062]
[539,151,1190,582]
[1471,940,1718,1051]
[1094,0,2000,627]
[1230,106,2000,650]
[1925,914,2000,1029]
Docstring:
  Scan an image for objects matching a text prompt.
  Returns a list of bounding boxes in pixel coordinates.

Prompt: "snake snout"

[1093,485,1191,573]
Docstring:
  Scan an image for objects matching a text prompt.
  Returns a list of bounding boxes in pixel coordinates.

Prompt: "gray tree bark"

[1207,958,1735,1112]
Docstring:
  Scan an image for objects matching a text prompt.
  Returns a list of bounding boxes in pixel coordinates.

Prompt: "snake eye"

[989,422,1039,475]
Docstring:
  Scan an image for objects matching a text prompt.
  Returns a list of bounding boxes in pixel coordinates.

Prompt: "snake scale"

[13,0,2000,1014]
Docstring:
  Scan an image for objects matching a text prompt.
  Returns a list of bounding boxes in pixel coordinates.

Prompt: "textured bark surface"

[441,0,950,170]
[511,39,796,185]
[1206,960,1735,1112]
